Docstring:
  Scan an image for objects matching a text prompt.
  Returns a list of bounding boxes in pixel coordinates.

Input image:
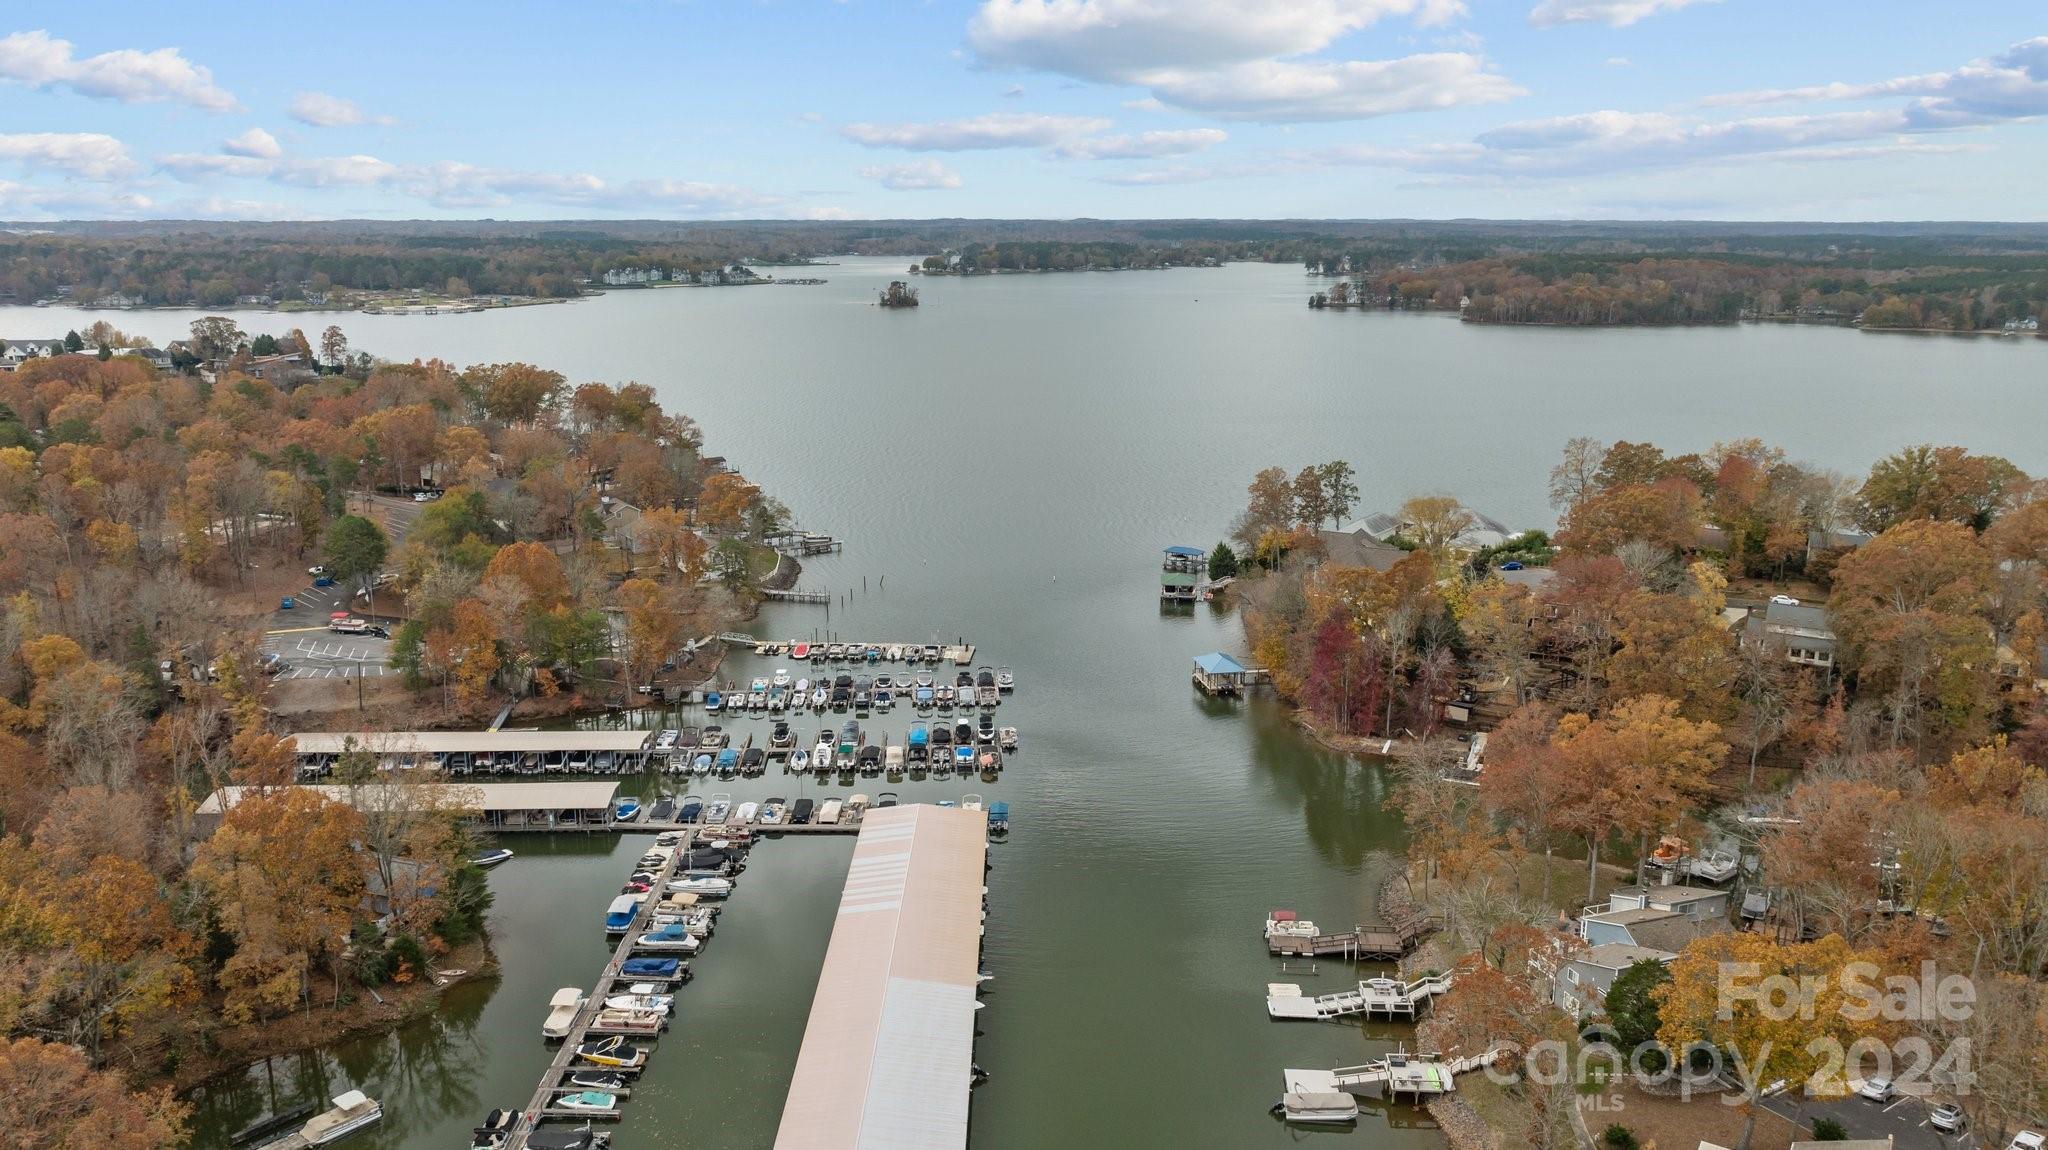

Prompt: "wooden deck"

[1268,915,1441,960]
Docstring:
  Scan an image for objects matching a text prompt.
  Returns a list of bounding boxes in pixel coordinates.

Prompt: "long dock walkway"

[1283,1045,1508,1100]
[505,831,697,1146]
[1265,974,1454,1021]
[1268,915,1440,960]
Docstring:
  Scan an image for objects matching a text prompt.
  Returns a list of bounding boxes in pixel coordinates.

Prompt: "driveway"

[1762,1090,1975,1150]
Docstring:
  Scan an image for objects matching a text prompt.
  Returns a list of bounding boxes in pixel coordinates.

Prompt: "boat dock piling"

[505,831,698,1144]
[1264,974,1454,1021]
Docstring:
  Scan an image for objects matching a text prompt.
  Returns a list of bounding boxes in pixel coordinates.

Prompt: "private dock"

[764,531,843,555]
[1265,974,1454,1021]
[1282,1046,1508,1101]
[761,588,833,604]
[1267,915,1440,960]
[724,636,979,666]
[505,830,700,1144]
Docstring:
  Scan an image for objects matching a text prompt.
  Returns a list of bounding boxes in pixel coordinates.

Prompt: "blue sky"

[1,1,2043,221]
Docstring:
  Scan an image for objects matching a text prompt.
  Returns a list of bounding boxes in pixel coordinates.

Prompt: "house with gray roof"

[1542,942,1676,1018]
[1317,528,1411,572]
[1741,601,1837,670]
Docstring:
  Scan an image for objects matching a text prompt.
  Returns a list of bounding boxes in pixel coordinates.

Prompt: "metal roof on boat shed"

[775,804,987,1150]
[287,730,653,755]
[195,780,619,816]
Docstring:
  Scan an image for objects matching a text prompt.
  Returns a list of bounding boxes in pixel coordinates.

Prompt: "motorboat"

[613,798,640,822]
[792,642,810,659]
[733,801,758,824]
[543,987,585,1038]
[876,792,899,807]
[962,794,984,812]
[789,749,809,771]
[716,748,739,776]
[703,691,722,713]
[604,992,673,1014]
[914,686,935,708]
[885,745,905,772]
[704,798,731,823]
[1265,910,1319,941]
[922,644,942,663]
[857,745,884,775]
[826,643,845,660]
[987,802,1010,833]
[1275,1092,1358,1124]
[978,750,1000,775]
[791,798,815,824]
[760,798,787,825]
[954,744,975,768]
[810,687,828,709]
[772,667,791,687]
[591,1006,665,1032]
[741,747,766,775]
[471,848,515,869]
[678,797,703,823]
[794,676,810,695]
[698,726,727,748]
[997,666,1014,691]
[604,894,641,934]
[554,1090,619,1113]
[692,753,713,776]
[847,794,870,817]
[665,875,733,897]
[818,799,843,824]
[770,722,795,750]
[914,670,935,689]
[566,1071,626,1092]
[633,925,699,952]
[654,729,679,750]
[233,1102,318,1146]
[525,1127,614,1150]
[618,957,685,980]
[290,1090,383,1145]
[1688,849,1741,883]
[470,1107,517,1149]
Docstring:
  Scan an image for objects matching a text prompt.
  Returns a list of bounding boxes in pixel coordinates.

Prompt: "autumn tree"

[697,471,759,534]
[1461,576,1539,704]
[1828,518,1995,753]
[1291,465,1329,530]
[1232,466,1296,555]
[462,362,566,424]
[1551,694,1723,899]
[618,577,685,688]
[322,514,389,596]
[1399,494,1475,558]
[0,1037,189,1148]
[1656,934,1890,1150]
[1857,444,2026,533]
[1549,436,1606,512]
[1318,460,1358,528]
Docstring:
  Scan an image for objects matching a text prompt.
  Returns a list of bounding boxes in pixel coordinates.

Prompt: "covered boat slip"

[775,804,987,1150]
[195,781,621,832]
[287,729,657,775]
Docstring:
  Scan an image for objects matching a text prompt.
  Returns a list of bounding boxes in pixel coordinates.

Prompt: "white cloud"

[0,132,137,180]
[0,30,237,110]
[158,137,786,216]
[288,90,391,127]
[1140,54,1521,122]
[968,0,1508,121]
[859,159,964,190]
[1606,57,1632,68]
[1051,128,1226,159]
[0,179,152,218]
[1528,0,1715,28]
[1122,97,1166,111]
[1700,37,2048,129]
[221,128,283,159]
[840,112,1111,150]
[1002,84,1027,98]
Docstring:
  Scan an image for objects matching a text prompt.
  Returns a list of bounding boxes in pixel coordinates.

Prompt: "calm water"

[18,262,2043,1149]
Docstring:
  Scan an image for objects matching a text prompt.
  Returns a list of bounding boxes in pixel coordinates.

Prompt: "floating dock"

[1265,974,1453,1021]
[504,831,700,1145]
[1282,1046,1507,1101]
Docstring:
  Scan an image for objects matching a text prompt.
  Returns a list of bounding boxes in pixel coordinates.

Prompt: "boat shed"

[775,804,988,1150]
[194,781,621,834]
[286,729,655,777]
[1192,651,1249,696]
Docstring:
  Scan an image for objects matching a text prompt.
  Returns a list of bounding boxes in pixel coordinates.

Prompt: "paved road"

[1763,1090,1975,1150]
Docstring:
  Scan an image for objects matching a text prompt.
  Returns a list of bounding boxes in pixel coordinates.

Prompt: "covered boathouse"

[775,803,988,1149]
[194,780,622,834]
[1193,650,1250,696]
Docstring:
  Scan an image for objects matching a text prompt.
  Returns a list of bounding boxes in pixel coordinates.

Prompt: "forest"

[0,322,786,1143]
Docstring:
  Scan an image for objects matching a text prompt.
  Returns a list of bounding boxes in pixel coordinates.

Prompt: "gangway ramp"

[1265,974,1453,1021]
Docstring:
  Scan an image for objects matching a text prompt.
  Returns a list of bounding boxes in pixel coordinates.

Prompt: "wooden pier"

[1283,1045,1508,1101]
[504,831,699,1145]
[761,588,833,604]
[1265,974,1454,1021]
[1268,915,1440,960]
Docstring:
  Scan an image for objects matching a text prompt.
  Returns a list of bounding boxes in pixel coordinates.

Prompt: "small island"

[879,281,920,308]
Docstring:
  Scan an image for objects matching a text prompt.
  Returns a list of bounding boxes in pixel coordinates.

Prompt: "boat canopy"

[1193,651,1247,675]
[1164,545,1205,557]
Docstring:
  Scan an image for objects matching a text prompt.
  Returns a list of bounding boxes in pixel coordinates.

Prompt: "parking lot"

[264,575,394,680]
[1762,1089,1976,1150]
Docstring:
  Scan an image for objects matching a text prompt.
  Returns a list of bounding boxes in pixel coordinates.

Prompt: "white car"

[412,490,433,502]
[1855,1076,1894,1103]
[307,565,326,576]
[1770,594,1800,606]
[1928,1103,1965,1133]
[2007,1134,2044,1150]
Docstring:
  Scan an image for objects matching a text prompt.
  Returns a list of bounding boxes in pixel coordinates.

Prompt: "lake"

[10,260,2042,1148]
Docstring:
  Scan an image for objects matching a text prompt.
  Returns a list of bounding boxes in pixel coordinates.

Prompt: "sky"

[0,1,2044,222]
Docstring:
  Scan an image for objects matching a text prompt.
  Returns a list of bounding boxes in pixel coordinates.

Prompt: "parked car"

[1856,1076,1894,1103]
[1929,1103,1966,1133]
[280,596,296,610]
[1771,594,1801,606]
[2006,1133,2044,1150]
[307,565,326,576]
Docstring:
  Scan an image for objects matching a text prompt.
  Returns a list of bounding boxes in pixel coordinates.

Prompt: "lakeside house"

[1579,886,1732,953]
[1541,941,1675,1017]
[1740,601,1838,670]
[245,351,314,387]
[1316,527,1411,572]
[1347,509,1519,552]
